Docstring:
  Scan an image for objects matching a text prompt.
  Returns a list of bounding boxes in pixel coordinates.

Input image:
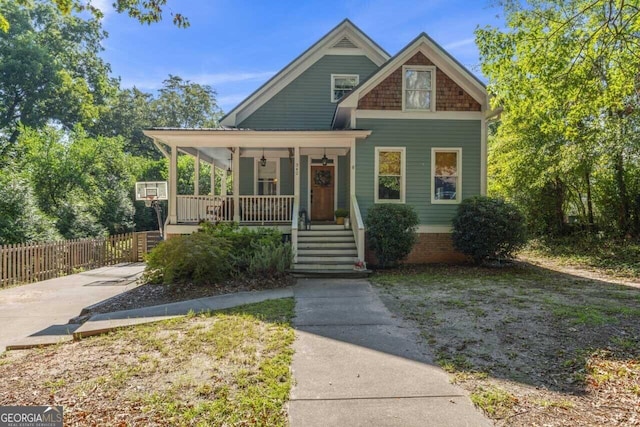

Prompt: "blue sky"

[96,0,504,113]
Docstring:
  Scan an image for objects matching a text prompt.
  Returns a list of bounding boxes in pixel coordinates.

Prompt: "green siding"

[337,155,348,209]
[238,55,378,129]
[280,157,293,195]
[239,157,254,195]
[355,119,482,225]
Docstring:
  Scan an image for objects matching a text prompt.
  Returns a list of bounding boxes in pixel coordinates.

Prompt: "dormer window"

[331,74,359,102]
[402,65,436,111]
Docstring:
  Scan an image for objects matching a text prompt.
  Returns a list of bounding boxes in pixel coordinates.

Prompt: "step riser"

[298,243,356,249]
[298,238,354,243]
[299,231,353,237]
[297,256,356,263]
[303,225,349,230]
[297,250,358,256]
[293,264,356,270]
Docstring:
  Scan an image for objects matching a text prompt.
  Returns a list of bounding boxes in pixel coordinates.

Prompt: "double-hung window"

[331,74,359,102]
[403,65,436,111]
[256,160,278,195]
[375,147,405,203]
[431,148,461,203]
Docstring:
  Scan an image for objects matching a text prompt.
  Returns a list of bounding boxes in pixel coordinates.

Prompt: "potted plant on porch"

[335,208,349,225]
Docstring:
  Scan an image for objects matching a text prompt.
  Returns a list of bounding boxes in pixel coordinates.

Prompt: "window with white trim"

[375,147,405,203]
[431,148,461,203]
[331,74,359,102]
[256,160,278,195]
[403,65,435,111]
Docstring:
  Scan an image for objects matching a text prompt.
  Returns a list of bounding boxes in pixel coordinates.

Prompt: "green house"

[144,19,490,270]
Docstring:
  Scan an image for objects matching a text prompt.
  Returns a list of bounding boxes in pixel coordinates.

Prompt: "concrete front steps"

[291,224,371,278]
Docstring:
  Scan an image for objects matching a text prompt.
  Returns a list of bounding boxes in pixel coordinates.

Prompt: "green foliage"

[0,0,115,155]
[478,0,640,238]
[0,171,60,244]
[17,126,135,239]
[1,0,188,34]
[145,233,232,285]
[452,196,527,264]
[334,208,349,218]
[365,204,419,268]
[146,223,290,285]
[247,241,293,278]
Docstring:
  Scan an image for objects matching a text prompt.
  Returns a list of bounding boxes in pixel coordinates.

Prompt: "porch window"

[431,148,461,204]
[403,65,435,111]
[375,147,405,203]
[331,74,359,102]
[257,160,278,195]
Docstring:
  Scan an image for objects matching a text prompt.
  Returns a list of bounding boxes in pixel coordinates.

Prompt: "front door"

[311,165,334,221]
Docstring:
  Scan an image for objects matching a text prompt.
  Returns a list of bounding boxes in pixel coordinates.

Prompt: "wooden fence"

[0,232,159,288]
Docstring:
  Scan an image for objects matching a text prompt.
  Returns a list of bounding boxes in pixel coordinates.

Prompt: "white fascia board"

[145,130,372,149]
[356,110,483,120]
[221,23,389,127]
[339,35,488,111]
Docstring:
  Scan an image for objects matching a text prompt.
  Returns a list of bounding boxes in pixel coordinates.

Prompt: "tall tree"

[151,75,222,128]
[0,0,188,32]
[477,0,640,236]
[0,0,116,158]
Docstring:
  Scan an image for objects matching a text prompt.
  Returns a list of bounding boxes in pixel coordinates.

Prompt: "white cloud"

[188,71,275,86]
[120,71,275,91]
[443,37,476,50]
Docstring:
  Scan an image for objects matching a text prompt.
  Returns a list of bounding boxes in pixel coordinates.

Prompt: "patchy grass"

[523,235,640,279]
[0,298,295,426]
[373,264,640,426]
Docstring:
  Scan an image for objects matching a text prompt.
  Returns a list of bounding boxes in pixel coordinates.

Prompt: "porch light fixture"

[260,148,267,167]
[321,148,328,166]
[227,153,232,174]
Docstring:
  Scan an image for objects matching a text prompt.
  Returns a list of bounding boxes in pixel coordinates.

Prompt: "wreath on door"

[314,170,332,187]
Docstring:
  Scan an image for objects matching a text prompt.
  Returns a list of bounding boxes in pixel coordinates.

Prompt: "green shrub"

[451,196,527,264]
[365,204,419,268]
[247,240,294,278]
[145,232,232,285]
[334,208,349,218]
[200,222,283,275]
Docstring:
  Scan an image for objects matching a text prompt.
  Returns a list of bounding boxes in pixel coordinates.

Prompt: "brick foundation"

[366,232,468,265]
[358,52,481,112]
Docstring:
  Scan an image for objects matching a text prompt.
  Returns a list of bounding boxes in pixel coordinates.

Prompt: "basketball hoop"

[135,181,168,238]
[144,195,156,208]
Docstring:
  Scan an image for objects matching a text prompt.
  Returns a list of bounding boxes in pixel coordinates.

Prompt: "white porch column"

[194,151,200,196]
[232,147,240,222]
[294,146,301,205]
[210,165,216,196]
[350,140,356,198]
[293,146,301,263]
[169,146,178,224]
[221,167,228,197]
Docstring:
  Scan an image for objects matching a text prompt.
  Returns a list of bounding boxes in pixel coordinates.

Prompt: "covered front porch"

[144,128,371,262]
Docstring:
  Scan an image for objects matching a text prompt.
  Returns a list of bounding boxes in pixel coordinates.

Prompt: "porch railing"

[176,195,293,224]
[239,196,294,223]
[350,195,365,262]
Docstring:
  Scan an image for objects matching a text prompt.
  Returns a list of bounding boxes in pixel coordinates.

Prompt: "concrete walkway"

[289,278,491,427]
[0,263,145,353]
[4,272,490,425]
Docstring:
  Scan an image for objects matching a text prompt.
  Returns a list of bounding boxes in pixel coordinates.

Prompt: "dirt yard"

[0,299,295,426]
[372,261,640,426]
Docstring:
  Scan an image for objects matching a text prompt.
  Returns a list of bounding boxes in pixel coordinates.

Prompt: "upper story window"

[331,74,359,102]
[403,65,436,111]
[431,148,461,204]
[375,147,406,203]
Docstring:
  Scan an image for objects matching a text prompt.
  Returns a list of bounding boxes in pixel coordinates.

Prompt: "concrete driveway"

[0,263,145,353]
